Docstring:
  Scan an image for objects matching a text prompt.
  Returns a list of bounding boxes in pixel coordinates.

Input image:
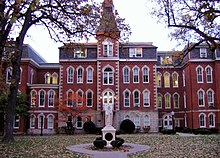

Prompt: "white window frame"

[31,90,37,107]
[205,66,213,83]
[129,48,142,57]
[208,113,215,128]
[144,115,150,127]
[133,67,139,83]
[47,114,54,129]
[156,72,162,87]
[123,67,130,83]
[38,114,44,129]
[207,89,214,106]
[164,72,170,88]
[38,90,46,107]
[133,90,140,107]
[199,113,206,128]
[103,67,114,85]
[30,115,35,129]
[48,90,55,107]
[198,89,205,107]
[165,93,171,109]
[76,116,83,129]
[200,48,207,58]
[157,93,162,109]
[86,90,93,107]
[142,66,149,83]
[77,67,83,83]
[66,90,73,107]
[103,39,113,56]
[13,115,20,129]
[45,72,51,84]
[134,115,140,127]
[173,93,179,109]
[67,66,74,83]
[77,90,83,106]
[196,66,203,83]
[52,73,58,84]
[143,89,150,107]
[172,72,178,87]
[123,90,130,107]
[86,67,93,83]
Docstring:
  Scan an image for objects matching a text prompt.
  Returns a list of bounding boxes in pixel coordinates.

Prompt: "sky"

[24,0,178,63]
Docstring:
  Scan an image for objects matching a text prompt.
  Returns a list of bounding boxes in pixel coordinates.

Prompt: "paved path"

[177,132,200,137]
[67,143,150,158]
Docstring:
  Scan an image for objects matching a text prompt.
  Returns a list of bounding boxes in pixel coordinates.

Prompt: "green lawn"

[0,134,219,158]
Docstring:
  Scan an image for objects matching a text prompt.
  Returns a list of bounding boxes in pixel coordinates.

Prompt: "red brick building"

[2,0,220,134]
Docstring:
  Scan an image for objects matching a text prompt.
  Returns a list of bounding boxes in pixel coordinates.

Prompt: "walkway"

[67,143,150,158]
[177,132,200,137]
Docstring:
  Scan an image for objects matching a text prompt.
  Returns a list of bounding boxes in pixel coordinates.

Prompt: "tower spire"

[96,0,119,38]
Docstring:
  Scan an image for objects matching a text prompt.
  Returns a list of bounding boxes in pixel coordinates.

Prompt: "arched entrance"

[163,114,173,129]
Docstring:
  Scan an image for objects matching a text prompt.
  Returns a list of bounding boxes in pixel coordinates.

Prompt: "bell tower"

[96,0,120,146]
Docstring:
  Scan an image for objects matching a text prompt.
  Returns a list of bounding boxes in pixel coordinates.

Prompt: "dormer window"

[200,48,207,58]
[74,47,86,58]
[129,48,142,57]
[103,39,113,57]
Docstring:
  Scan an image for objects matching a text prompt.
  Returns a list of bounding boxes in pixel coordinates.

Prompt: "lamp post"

[171,111,175,133]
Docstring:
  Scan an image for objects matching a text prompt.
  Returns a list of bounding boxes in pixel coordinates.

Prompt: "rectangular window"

[124,92,130,107]
[129,48,142,57]
[200,48,207,58]
[103,45,113,56]
[74,49,87,58]
[87,92,92,107]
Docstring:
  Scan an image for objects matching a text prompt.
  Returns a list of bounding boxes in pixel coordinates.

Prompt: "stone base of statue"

[102,125,116,147]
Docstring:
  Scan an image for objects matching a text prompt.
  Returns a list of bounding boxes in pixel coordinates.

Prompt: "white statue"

[104,104,113,126]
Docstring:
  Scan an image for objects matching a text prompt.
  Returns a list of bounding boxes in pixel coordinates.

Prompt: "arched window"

[103,67,113,85]
[87,67,93,83]
[38,114,44,129]
[133,90,140,107]
[39,90,45,107]
[77,90,83,106]
[123,90,130,107]
[156,72,162,87]
[133,67,139,83]
[199,113,206,128]
[165,93,171,109]
[142,66,149,83]
[207,89,214,106]
[45,73,51,84]
[134,115,140,127]
[47,115,54,129]
[173,93,179,108]
[157,93,162,108]
[196,66,203,83]
[208,113,215,127]
[48,90,55,107]
[205,66,213,83]
[13,115,20,129]
[77,67,83,83]
[123,67,130,83]
[172,72,178,87]
[144,115,150,127]
[164,72,170,87]
[86,90,93,107]
[198,89,205,107]
[143,89,150,107]
[66,90,73,107]
[67,67,74,83]
[31,90,37,106]
[52,73,58,84]
[30,115,35,129]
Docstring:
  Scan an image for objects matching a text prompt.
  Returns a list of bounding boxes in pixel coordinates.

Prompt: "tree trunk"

[2,39,22,142]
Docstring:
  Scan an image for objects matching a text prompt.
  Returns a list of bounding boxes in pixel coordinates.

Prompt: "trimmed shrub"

[96,137,103,141]
[93,140,107,149]
[161,129,176,135]
[193,128,211,135]
[111,140,123,148]
[209,128,219,134]
[120,119,135,134]
[182,127,192,133]
[115,137,125,145]
[83,121,96,134]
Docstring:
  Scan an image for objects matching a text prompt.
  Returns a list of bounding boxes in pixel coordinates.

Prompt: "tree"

[0,0,130,142]
[151,0,220,62]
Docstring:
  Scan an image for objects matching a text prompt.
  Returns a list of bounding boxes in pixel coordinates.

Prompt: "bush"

[193,128,211,135]
[111,140,123,148]
[120,119,135,134]
[115,137,125,145]
[93,140,107,149]
[161,129,176,135]
[175,127,184,132]
[182,127,192,133]
[209,128,219,134]
[83,121,96,134]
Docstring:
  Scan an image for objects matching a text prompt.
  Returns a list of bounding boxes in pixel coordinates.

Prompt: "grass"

[0,134,219,158]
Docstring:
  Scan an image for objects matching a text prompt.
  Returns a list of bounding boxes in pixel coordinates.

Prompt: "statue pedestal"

[102,125,116,147]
